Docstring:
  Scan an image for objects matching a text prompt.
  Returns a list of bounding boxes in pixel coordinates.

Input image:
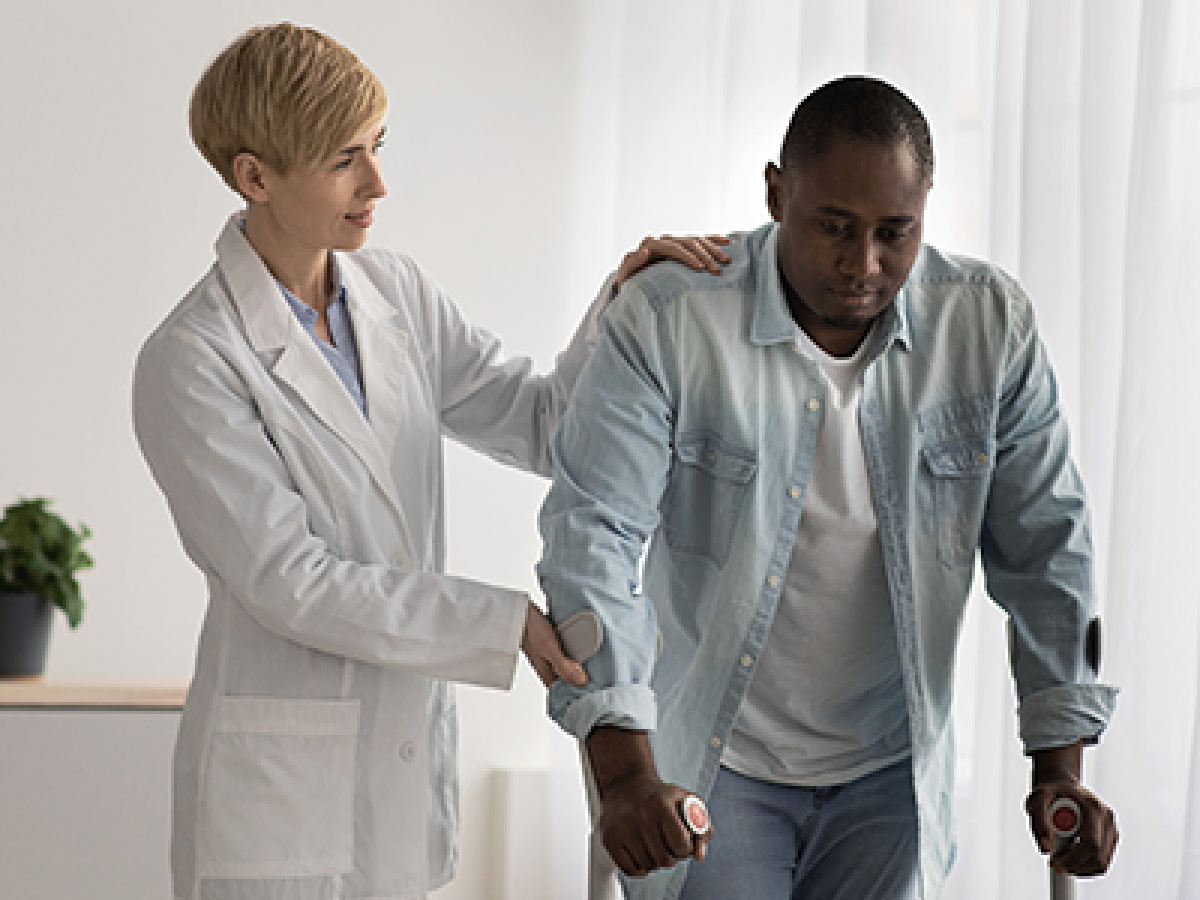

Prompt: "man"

[537,76,1118,899]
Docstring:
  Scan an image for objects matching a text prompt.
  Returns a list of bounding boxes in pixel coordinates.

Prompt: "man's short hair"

[779,76,934,184]
[190,23,388,197]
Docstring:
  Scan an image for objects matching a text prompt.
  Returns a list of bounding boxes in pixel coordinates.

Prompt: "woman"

[133,23,727,900]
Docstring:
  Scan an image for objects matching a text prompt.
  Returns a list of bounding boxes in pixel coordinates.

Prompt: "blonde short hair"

[190,23,388,196]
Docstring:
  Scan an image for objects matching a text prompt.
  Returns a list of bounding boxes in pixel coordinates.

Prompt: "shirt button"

[740,654,754,668]
[807,399,821,412]
[399,740,416,762]
[787,486,801,499]
[767,574,781,587]
[710,736,723,749]
[706,450,717,464]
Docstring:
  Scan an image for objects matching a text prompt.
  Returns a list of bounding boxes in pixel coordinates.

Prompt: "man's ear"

[232,152,270,203]
[765,161,784,222]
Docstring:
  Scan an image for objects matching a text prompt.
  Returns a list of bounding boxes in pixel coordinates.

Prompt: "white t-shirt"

[722,322,911,787]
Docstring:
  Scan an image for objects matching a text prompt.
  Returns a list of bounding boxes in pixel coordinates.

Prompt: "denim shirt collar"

[750,223,913,354]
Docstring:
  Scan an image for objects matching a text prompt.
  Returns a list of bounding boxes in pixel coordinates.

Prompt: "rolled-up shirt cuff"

[1017,682,1119,755]
[548,682,657,739]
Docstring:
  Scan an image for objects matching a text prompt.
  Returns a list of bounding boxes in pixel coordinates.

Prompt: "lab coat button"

[710,736,723,749]
[976,452,989,465]
[787,486,800,499]
[740,654,753,668]
[767,574,781,587]
[399,740,416,762]
[807,399,821,412]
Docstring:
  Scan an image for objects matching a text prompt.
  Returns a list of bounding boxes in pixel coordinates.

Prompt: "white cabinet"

[0,685,183,900]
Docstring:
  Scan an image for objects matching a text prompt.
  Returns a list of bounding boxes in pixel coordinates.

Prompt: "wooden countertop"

[0,682,187,710]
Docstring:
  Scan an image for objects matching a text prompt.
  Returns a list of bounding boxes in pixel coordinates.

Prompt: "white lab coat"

[133,214,611,900]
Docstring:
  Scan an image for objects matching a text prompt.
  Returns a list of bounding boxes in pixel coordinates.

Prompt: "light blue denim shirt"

[538,223,1117,900]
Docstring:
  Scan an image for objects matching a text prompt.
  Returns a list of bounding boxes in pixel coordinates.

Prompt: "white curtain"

[570,1,1200,896]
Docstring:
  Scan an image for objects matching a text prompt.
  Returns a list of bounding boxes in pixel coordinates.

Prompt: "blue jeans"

[678,759,919,900]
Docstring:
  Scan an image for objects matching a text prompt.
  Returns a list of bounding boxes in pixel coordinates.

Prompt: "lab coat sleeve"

[427,260,617,478]
[979,282,1118,753]
[133,324,526,691]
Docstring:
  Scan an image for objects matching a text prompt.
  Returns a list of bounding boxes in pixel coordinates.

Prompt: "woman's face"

[255,119,388,256]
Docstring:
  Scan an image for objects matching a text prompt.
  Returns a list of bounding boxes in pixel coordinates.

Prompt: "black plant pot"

[0,592,53,678]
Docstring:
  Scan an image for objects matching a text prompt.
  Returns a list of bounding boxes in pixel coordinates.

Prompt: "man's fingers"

[683,799,714,863]
[640,827,676,872]
[608,828,657,878]
[1028,784,1118,877]
[1056,804,1118,876]
[1054,846,1095,876]
[660,816,692,861]
[654,808,695,867]
[1025,787,1055,853]
[693,827,713,862]
[595,773,709,877]
[599,793,698,876]
[1056,837,1114,877]
[611,840,646,878]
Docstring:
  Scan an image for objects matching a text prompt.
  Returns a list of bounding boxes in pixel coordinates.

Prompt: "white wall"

[2,2,596,897]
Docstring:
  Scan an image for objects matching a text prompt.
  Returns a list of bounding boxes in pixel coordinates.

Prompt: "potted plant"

[0,498,93,679]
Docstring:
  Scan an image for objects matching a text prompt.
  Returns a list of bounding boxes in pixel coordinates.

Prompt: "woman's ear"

[233,153,270,203]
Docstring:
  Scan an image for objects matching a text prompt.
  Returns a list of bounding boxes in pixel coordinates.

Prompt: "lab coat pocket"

[922,438,994,569]
[197,697,360,879]
[663,430,757,567]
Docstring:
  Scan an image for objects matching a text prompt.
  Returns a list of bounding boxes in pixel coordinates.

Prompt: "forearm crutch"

[1049,796,1080,900]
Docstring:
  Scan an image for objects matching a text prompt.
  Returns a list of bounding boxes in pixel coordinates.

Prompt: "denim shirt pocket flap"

[923,437,995,569]
[664,431,758,567]
[675,433,758,483]
[922,439,996,479]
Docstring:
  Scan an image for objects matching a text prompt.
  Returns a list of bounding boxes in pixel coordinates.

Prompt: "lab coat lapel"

[216,217,417,561]
[270,340,392,491]
[339,259,409,468]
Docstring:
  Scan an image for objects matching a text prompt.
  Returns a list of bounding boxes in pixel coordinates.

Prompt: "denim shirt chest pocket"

[919,396,997,568]
[662,430,758,567]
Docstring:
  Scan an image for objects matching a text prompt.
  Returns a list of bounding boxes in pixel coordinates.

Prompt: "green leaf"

[0,497,92,629]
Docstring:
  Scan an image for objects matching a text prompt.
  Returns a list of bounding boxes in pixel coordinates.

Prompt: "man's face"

[767,138,930,356]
